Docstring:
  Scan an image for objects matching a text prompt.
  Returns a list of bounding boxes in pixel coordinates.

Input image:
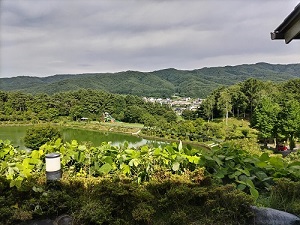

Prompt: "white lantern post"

[45,153,62,181]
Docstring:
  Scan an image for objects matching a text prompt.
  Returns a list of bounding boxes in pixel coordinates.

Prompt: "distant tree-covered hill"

[1,62,299,98]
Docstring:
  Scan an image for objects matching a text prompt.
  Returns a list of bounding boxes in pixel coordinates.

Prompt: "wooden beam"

[284,18,300,43]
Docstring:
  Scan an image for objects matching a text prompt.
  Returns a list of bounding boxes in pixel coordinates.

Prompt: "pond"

[0,126,166,150]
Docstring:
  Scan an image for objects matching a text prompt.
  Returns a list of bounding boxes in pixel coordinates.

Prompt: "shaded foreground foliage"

[1,139,300,224]
[268,178,300,216]
[1,177,300,225]
[0,175,255,225]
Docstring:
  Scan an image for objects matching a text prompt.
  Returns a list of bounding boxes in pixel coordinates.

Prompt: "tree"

[24,125,62,149]
[193,118,205,136]
[124,106,145,123]
[0,91,8,103]
[228,84,247,118]
[0,91,8,116]
[217,89,232,125]
[70,105,85,121]
[163,111,177,123]
[181,109,197,120]
[7,92,31,112]
[282,79,300,100]
[252,97,280,148]
[277,99,300,150]
[141,113,157,127]
[201,95,215,121]
[241,78,263,118]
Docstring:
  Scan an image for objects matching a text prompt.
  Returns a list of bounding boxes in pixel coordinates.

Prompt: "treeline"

[142,118,256,143]
[0,89,176,125]
[1,63,300,98]
[181,78,300,148]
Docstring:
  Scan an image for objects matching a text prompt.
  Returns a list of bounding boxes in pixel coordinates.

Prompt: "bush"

[132,203,155,224]
[24,124,61,149]
[269,179,300,216]
[0,177,254,225]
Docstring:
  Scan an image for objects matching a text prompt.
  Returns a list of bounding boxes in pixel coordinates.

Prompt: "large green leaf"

[236,168,250,176]
[172,162,180,171]
[259,152,270,161]
[178,141,183,151]
[103,156,114,165]
[245,179,255,189]
[225,156,234,160]
[125,149,134,155]
[54,138,62,148]
[213,156,223,166]
[215,167,228,179]
[78,145,86,151]
[255,161,268,168]
[71,140,78,147]
[187,155,200,164]
[250,187,259,200]
[269,157,284,169]
[98,163,113,174]
[153,148,161,156]
[120,164,131,175]
[237,184,246,191]
[129,158,140,167]
[255,171,269,181]
[0,147,10,158]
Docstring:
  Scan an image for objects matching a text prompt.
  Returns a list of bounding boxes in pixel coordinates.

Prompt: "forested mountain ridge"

[1,62,299,98]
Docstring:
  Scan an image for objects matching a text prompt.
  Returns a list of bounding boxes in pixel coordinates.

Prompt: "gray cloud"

[1,0,299,77]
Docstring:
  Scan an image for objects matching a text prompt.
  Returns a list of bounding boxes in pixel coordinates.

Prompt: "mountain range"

[1,62,299,98]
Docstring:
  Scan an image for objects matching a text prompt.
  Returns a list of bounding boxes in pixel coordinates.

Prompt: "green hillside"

[1,62,299,98]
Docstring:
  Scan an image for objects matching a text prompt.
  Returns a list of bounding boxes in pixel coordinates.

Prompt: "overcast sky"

[1,0,299,78]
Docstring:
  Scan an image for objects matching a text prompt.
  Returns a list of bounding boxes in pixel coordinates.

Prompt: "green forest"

[0,89,176,125]
[1,62,300,98]
[1,76,300,224]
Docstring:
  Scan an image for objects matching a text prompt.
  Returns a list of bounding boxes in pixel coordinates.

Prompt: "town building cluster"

[143,97,204,115]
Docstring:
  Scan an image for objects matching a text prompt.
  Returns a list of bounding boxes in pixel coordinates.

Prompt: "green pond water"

[0,126,165,150]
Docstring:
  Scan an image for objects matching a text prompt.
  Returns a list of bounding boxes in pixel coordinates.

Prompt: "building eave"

[271,3,300,44]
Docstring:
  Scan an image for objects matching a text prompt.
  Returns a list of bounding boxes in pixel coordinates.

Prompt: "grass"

[64,121,143,134]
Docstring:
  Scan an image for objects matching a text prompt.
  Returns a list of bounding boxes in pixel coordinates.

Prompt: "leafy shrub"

[0,196,14,225]
[0,176,254,225]
[24,124,61,149]
[269,179,300,216]
[286,150,300,162]
[169,210,188,225]
[2,139,300,224]
[76,200,114,225]
[132,203,155,224]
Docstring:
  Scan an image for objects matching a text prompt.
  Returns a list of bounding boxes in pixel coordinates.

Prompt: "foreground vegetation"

[0,173,254,225]
[1,138,300,224]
